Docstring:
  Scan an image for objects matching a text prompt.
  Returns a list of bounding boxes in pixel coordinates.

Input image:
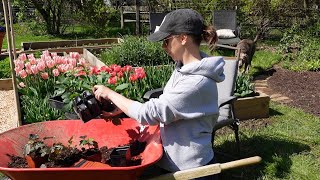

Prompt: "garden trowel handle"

[149,156,262,180]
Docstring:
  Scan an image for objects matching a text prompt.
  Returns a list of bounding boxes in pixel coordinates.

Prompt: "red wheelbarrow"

[0,118,162,180]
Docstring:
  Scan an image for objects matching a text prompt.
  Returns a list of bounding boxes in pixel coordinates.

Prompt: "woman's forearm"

[107,90,135,116]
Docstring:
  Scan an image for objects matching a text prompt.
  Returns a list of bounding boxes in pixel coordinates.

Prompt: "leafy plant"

[79,135,98,150]
[98,36,171,66]
[20,95,64,123]
[234,73,256,98]
[24,134,52,157]
[0,57,11,78]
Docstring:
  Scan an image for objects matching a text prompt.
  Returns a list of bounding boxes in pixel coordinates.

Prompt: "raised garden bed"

[0,78,12,90]
[234,92,270,120]
[21,38,122,51]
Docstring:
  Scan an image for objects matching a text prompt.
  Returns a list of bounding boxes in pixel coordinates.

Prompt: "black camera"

[73,91,116,122]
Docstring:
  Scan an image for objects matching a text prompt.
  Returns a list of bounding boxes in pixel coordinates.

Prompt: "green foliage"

[99,36,171,66]
[79,135,98,149]
[0,58,11,78]
[234,73,256,98]
[53,69,115,111]
[278,21,320,71]
[74,0,120,37]
[123,64,174,102]
[21,95,64,124]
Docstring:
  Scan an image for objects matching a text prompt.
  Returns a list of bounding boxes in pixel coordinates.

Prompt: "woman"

[94,9,225,178]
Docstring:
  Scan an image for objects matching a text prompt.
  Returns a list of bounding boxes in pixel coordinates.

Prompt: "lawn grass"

[1,24,63,50]
[215,102,320,179]
[250,50,282,76]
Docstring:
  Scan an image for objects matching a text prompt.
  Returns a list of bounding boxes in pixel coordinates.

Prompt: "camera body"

[73,91,115,122]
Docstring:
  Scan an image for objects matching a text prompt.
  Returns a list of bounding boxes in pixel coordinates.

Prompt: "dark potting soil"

[7,139,146,168]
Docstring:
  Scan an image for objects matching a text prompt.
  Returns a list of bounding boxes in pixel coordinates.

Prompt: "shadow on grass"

[252,66,276,78]
[269,107,284,117]
[215,135,310,179]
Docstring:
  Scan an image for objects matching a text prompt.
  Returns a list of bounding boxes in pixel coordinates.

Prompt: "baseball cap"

[148,9,204,42]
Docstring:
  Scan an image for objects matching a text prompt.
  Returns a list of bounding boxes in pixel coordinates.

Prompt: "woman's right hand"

[93,85,113,102]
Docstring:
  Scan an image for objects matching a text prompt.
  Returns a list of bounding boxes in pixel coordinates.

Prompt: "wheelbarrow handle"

[149,156,262,180]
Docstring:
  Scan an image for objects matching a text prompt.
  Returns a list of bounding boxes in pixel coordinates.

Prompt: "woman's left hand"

[93,85,113,102]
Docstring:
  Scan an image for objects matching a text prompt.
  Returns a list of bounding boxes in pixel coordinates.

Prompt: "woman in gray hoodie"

[94,9,225,179]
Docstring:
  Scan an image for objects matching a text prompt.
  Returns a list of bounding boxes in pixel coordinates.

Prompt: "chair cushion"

[216,29,236,39]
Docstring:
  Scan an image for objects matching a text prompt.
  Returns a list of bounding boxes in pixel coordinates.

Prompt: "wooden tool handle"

[220,156,262,171]
[149,156,262,180]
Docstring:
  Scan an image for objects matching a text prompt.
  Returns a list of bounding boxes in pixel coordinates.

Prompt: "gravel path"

[0,90,18,133]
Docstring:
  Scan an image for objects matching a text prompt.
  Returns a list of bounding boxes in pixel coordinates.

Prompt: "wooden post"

[2,0,21,127]
[135,0,140,35]
[8,0,16,59]
[120,6,124,29]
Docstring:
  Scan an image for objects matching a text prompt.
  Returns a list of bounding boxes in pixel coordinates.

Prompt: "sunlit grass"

[215,102,320,179]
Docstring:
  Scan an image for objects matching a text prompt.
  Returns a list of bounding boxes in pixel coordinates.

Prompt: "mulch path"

[267,67,320,117]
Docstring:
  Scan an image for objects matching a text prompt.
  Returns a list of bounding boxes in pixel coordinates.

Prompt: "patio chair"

[143,56,240,152]
[149,12,167,34]
[213,57,240,152]
[213,10,241,46]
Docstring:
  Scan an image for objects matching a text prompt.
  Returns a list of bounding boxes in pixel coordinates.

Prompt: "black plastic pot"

[110,146,131,167]
[48,96,79,120]
[48,96,65,110]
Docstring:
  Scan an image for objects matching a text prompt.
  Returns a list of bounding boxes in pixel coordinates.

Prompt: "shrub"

[278,22,320,71]
[98,36,171,66]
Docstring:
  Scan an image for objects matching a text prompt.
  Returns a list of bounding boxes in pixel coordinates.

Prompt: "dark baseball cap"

[148,9,204,42]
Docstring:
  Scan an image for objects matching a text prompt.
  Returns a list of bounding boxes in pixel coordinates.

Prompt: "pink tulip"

[52,69,60,76]
[117,71,124,78]
[31,65,39,74]
[41,72,49,80]
[25,62,31,70]
[70,52,80,59]
[129,74,138,82]
[76,70,86,77]
[113,65,122,72]
[78,58,87,66]
[51,52,58,57]
[90,66,100,75]
[134,67,146,79]
[122,65,132,72]
[27,54,34,60]
[109,71,116,77]
[37,61,46,71]
[68,58,77,68]
[18,53,27,61]
[46,60,55,69]
[42,50,50,57]
[100,66,112,73]
[26,69,32,75]
[19,82,26,88]
[18,70,27,79]
[108,77,117,85]
[29,58,37,65]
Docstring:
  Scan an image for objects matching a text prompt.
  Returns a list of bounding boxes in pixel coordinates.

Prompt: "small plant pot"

[48,96,65,110]
[83,152,102,162]
[25,155,48,168]
[73,158,111,168]
[110,146,131,167]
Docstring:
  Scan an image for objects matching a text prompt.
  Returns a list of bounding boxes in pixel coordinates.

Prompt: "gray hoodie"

[128,55,225,172]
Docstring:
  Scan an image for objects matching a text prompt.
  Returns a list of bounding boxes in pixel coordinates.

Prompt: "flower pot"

[0,31,5,54]
[48,95,79,119]
[110,146,131,167]
[48,96,65,110]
